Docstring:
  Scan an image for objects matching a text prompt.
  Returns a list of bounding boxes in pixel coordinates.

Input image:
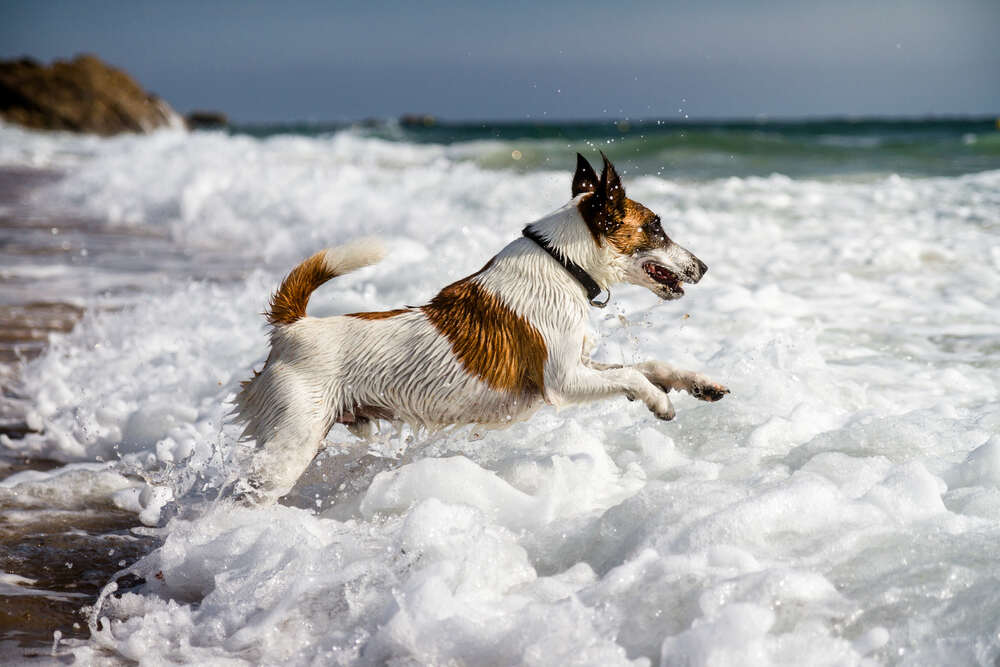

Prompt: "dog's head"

[573,153,706,301]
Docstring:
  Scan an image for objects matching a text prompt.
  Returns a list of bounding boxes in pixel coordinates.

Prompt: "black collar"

[522,226,610,308]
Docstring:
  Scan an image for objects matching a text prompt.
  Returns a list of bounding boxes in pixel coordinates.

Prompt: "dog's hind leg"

[241,424,326,503]
[234,370,333,504]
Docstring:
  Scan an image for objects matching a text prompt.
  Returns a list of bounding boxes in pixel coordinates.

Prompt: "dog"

[234,153,728,501]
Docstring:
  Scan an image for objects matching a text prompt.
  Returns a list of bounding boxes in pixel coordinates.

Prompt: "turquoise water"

[233,117,1000,179]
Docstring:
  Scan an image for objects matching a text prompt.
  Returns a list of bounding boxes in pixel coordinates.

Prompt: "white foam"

[0,463,138,510]
[3,125,999,664]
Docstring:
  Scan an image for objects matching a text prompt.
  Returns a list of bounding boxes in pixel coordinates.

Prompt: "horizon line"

[223,113,1000,128]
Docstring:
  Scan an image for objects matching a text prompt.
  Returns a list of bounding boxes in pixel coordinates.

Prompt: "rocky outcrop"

[0,54,182,135]
[185,110,228,130]
[399,114,437,127]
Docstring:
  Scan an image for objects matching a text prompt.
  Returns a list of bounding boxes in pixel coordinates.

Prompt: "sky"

[2,0,998,123]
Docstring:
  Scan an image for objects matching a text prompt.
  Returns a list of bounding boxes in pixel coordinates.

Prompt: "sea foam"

[2,124,999,664]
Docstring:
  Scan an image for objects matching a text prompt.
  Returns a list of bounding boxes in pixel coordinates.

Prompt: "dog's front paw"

[688,378,730,402]
[655,406,676,421]
[651,395,675,421]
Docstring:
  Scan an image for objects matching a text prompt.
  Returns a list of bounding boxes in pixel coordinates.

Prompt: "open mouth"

[643,262,683,294]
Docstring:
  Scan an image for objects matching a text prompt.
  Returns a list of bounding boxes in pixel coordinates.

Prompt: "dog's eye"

[644,217,668,243]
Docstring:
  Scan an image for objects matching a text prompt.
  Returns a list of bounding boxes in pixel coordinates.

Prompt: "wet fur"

[235,153,728,501]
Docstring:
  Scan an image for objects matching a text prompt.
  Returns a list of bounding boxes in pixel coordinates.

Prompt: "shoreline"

[0,166,150,655]
[0,166,85,440]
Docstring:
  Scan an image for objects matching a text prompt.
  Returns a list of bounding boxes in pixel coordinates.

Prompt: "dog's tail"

[266,238,385,326]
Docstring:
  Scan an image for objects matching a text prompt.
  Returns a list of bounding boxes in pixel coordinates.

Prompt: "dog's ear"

[577,152,627,241]
[573,152,625,245]
[572,153,599,197]
[598,151,626,215]
[590,151,626,235]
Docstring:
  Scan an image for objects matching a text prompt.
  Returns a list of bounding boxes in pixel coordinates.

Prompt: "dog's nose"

[696,257,708,278]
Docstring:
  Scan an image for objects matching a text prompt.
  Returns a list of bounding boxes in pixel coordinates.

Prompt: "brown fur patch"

[346,309,410,320]
[266,250,336,326]
[576,193,611,244]
[422,275,547,394]
[605,199,668,254]
[575,152,628,243]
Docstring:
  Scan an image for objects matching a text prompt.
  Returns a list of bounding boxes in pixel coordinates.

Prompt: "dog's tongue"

[645,262,681,288]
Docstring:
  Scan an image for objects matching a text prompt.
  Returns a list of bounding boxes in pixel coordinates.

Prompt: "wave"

[2,123,1000,664]
[236,117,1000,179]
[5,116,1000,186]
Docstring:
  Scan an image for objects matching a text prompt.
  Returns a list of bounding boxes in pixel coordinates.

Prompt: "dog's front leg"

[584,359,729,402]
[634,361,729,402]
[549,365,676,421]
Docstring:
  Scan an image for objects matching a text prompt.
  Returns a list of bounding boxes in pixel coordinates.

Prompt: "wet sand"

[0,508,156,648]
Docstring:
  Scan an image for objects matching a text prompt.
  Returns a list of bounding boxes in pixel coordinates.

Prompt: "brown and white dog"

[235,153,728,501]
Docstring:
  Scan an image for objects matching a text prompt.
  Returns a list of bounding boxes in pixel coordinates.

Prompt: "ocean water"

[1,118,999,665]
